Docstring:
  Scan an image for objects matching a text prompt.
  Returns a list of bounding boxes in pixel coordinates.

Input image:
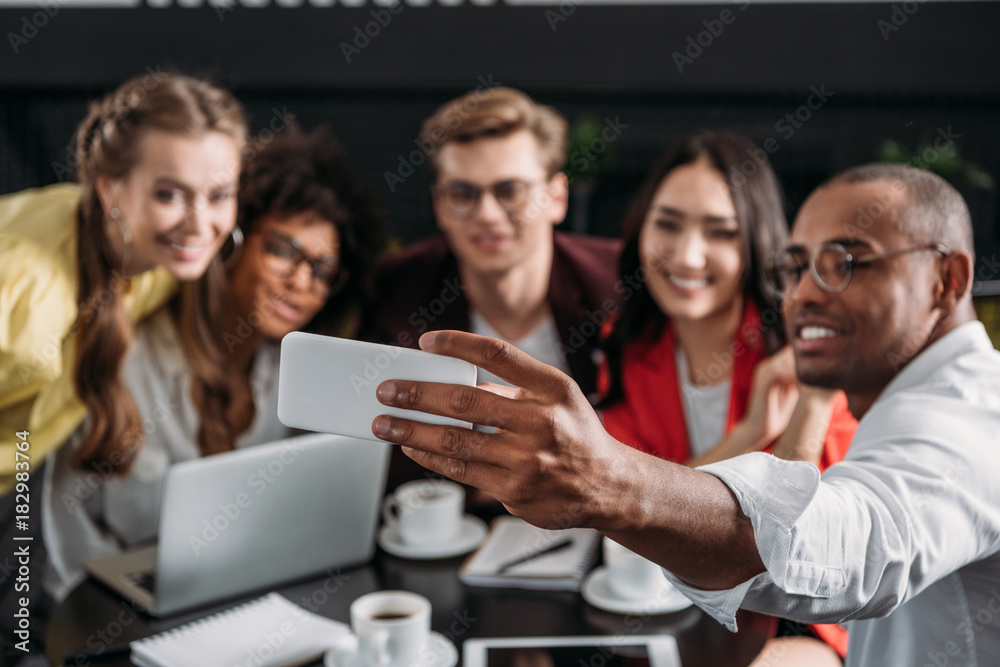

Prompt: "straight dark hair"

[599,130,788,409]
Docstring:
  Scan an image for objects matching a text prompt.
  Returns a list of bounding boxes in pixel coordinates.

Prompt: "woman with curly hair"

[43,123,386,599]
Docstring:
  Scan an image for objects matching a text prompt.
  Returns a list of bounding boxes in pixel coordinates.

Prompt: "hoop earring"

[223,226,245,269]
[109,207,132,273]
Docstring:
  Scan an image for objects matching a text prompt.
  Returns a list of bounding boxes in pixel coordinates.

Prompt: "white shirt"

[663,321,1000,667]
[675,348,731,458]
[42,309,290,601]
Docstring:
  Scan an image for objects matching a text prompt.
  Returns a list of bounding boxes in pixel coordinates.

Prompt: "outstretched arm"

[373,330,766,591]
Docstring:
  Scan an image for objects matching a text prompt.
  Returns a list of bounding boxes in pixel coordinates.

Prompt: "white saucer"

[324,631,458,667]
[581,566,694,615]
[378,515,488,560]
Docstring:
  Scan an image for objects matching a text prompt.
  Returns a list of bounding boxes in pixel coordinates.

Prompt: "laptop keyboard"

[124,570,156,595]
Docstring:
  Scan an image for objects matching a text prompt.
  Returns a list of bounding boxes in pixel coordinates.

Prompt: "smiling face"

[639,158,745,325]
[228,212,341,341]
[433,130,567,278]
[97,130,241,280]
[784,180,942,411]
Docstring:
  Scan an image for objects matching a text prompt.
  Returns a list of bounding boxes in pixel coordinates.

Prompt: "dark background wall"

[2,1,999,289]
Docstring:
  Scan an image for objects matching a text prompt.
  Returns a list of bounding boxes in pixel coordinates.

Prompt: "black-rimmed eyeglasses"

[261,231,346,296]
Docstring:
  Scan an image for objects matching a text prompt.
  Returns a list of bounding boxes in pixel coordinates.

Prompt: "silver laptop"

[85,433,390,617]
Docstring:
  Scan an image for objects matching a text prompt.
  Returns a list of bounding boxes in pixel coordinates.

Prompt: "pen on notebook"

[495,538,574,574]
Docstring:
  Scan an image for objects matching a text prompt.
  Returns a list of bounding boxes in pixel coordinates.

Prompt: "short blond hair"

[419,87,568,180]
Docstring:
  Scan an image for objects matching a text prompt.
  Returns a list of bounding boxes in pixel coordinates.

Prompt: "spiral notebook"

[458,516,601,592]
[130,593,350,667]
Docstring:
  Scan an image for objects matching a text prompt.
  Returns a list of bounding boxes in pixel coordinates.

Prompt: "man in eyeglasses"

[372,163,1000,666]
[361,86,620,493]
[362,87,620,396]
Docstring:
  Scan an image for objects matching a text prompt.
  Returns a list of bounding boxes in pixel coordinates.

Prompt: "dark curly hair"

[236,122,387,334]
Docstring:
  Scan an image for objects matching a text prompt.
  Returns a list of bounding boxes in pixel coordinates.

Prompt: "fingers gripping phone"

[277,332,479,442]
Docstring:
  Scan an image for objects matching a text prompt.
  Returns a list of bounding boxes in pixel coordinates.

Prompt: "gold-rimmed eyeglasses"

[765,241,949,298]
[432,178,548,219]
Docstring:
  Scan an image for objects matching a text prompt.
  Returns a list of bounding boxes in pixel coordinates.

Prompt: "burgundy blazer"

[359,231,623,398]
[358,231,622,495]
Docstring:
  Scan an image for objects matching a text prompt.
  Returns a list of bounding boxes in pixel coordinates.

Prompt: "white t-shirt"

[42,309,290,601]
[675,348,731,458]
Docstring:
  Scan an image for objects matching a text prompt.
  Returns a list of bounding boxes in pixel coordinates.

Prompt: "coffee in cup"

[350,590,431,667]
[383,480,464,548]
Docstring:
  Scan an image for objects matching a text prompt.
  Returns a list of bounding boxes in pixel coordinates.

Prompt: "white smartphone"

[463,635,681,667]
[277,332,478,443]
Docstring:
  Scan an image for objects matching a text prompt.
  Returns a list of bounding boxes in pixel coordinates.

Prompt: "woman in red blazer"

[599,131,856,664]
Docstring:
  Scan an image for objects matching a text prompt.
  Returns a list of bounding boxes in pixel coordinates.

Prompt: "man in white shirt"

[371,163,1000,666]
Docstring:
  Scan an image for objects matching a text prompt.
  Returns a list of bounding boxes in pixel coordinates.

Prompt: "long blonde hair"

[72,73,247,473]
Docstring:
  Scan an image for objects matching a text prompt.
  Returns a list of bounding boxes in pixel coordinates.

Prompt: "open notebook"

[459,516,601,592]
[130,593,350,667]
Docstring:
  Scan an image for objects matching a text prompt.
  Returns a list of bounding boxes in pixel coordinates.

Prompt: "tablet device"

[277,332,479,442]
[463,635,681,667]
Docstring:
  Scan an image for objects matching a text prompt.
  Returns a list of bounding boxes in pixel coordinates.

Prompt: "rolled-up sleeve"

[661,452,820,631]
[663,388,1000,633]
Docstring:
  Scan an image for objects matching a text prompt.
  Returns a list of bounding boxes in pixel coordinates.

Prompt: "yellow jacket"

[0,184,176,493]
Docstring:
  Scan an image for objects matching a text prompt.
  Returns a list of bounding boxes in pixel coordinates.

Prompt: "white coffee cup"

[383,480,464,548]
[603,537,666,601]
[350,590,431,667]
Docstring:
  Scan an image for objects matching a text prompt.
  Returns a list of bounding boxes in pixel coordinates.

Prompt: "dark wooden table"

[47,549,774,666]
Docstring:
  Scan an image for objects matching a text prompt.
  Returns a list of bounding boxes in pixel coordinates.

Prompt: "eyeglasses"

[432,179,548,219]
[260,230,345,296]
[765,241,949,298]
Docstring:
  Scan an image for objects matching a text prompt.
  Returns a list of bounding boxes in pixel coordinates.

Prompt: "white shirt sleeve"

[660,452,819,631]
[663,389,1000,632]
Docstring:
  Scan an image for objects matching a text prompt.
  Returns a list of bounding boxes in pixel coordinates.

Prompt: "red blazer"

[599,302,854,472]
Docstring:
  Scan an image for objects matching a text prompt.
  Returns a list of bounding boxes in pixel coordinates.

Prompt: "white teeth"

[800,326,838,341]
[169,242,204,252]
[669,275,710,289]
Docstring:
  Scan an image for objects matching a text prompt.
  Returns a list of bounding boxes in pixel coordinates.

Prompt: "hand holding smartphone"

[277,332,479,442]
